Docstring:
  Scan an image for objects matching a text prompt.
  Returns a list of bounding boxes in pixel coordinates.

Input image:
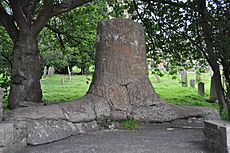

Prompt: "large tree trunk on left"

[9,34,42,109]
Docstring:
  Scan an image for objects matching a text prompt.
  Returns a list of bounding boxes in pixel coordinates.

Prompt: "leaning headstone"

[210,75,218,102]
[43,66,47,77]
[0,88,3,121]
[190,79,195,88]
[198,82,205,96]
[181,71,188,87]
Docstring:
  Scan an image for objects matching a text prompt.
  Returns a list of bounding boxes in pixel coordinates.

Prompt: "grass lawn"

[41,75,90,103]
[41,73,219,111]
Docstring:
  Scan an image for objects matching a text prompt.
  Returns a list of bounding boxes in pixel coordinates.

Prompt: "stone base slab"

[204,120,230,153]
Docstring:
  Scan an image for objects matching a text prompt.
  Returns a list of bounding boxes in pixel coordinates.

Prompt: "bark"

[9,34,42,109]
[88,19,160,110]
[223,65,230,119]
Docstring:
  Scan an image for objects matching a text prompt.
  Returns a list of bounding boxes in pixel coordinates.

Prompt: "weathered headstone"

[198,82,205,96]
[48,67,55,76]
[154,74,160,83]
[181,71,188,87]
[196,73,201,82]
[43,66,47,77]
[47,67,52,76]
[190,79,195,88]
[0,88,3,121]
[61,78,65,85]
[210,75,218,102]
[67,66,72,81]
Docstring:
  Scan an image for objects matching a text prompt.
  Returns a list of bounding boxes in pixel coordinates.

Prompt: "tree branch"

[0,3,19,42]
[133,0,155,50]
[32,0,54,35]
[32,0,90,35]
[9,0,29,31]
[45,24,89,45]
[51,0,90,17]
[152,0,193,8]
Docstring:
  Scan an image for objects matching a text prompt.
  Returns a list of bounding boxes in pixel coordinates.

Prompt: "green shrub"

[120,118,140,130]
[220,107,229,121]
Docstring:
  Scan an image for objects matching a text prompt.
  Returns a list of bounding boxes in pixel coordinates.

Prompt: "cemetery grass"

[41,74,219,111]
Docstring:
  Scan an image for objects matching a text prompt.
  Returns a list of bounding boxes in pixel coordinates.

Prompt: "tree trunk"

[9,34,42,109]
[88,19,160,109]
[196,0,226,110]
[223,65,230,119]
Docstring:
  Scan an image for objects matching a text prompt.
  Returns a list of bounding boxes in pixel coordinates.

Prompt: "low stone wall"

[0,95,221,153]
[204,120,230,153]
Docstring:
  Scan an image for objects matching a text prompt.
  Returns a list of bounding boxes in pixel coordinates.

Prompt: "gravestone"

[67,66,72,81]
[61,78,65,85]
[43,66,47,77]
[210,75,218,102]
[181,71,188,87]
[154,74,160,83]
[198,82,205,96]
[0,88,3,121]
[48,67,55,76]
[190,79,195,88]
[196,73,201,82]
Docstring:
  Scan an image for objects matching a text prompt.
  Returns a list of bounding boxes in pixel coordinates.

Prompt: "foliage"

[220,107,229,121]
[0,27,12,109]
[120,118,140,130]
[39,0,110,74]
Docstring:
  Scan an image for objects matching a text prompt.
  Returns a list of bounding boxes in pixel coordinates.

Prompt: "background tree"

[0,0,90,109]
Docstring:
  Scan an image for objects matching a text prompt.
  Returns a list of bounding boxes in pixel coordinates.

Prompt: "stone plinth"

[204,120,230,153]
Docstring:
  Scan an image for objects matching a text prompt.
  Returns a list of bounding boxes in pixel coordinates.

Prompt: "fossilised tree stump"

[87,19,216,121]
[88,19,160,108]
